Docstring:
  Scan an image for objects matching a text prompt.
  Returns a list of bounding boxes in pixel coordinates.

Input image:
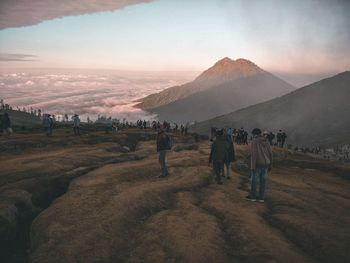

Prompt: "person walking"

[1,112,12,135]
[209,129,229,184]
[156,125,172,178]
[224,129,236,179]
[72,114,81,136]
[246,128,273,202]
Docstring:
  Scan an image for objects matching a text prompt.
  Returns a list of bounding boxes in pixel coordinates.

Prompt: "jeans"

[159,150,168,177]
[250,167,268,199]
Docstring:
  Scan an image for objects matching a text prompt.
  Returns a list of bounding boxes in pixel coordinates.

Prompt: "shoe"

[217,181,223,185]
[245,195,256,202]
[227,176,231,180]
[257,199,265,203]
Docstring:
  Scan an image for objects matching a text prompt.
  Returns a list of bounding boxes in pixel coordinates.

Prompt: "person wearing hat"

[209,128,229,184]
[246,128,273,202]
[72,114,81,136]
[156,124,172,178]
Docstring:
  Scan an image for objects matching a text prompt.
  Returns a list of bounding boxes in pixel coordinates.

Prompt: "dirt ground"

[1,129,349,263]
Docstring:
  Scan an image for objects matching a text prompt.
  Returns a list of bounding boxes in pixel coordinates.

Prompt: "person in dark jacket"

[224,131,236,179]
[246,128,273,202]
[156,125,171,178]
[209,129,229,184]
[1,112,12,135]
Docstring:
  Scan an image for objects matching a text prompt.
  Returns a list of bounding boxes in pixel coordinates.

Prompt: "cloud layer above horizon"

[0,0,154,29]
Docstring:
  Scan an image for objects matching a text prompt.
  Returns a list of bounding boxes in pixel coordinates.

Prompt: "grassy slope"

[1,128,349,263]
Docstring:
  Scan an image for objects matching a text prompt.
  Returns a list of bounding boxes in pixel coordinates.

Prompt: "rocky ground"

[1,128,349,263]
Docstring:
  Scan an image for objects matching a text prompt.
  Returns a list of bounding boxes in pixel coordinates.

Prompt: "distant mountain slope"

[152,72,295,122]
[137,57,295,122]
[191,71,350,147]
[137,57,275,110]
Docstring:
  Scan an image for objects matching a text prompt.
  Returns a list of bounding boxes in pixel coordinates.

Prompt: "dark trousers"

[159,150,168,177]
[213,160,224,183]
[74,126,80,135]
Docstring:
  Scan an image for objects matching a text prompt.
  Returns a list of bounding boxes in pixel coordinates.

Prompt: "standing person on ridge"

[224,129,236,179]
[72,114,81,136]
[1,112,12,135]
[246,128,273,202]
[209,129,229,184]
[156,124,172,178]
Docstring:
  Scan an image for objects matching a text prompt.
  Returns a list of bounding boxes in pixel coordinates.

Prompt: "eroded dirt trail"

[1,131,349,263]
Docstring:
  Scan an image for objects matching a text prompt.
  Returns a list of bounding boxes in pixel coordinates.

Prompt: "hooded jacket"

[209,135,229,163]
[251,135,273,170]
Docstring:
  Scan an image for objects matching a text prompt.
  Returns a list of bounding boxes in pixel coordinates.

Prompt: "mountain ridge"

[136,57,295,121]
[191,71,350,146]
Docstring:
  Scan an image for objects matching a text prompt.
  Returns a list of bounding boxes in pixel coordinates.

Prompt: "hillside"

[136,58,295,119]
[0,110,41,127]
[1,128,350,263]
[191,71,350,147]
[151,72,295,122]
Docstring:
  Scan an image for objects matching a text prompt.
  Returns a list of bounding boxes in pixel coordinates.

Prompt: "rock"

[121,146,131,153]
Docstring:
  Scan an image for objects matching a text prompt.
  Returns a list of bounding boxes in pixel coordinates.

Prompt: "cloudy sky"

[0,0,349,74]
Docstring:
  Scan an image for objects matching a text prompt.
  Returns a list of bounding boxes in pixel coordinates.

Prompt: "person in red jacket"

[246,128,273,202]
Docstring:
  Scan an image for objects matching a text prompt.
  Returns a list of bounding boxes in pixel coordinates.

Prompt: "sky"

[0,0,349,74]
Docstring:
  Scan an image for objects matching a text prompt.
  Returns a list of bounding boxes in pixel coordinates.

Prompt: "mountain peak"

[195,57,264,83]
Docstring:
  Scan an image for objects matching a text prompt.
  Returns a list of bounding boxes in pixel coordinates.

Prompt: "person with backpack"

[246,128,273,202]
[224,129,236,179]
[156,125,172,178]
[209,129,229,184]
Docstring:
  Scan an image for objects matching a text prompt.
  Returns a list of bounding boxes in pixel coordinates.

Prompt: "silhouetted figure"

[72,114,81,136]
[156,125,172,178]
[1,112,12,135]
[246,128,273,202]
[224,130,236,179]
[281,132,287,148]
[209,129,229,184]
[43,114,53,136]
[276,130,282,147]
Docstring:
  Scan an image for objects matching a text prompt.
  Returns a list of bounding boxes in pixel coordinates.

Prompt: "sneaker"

[245,196,256,202]
[257,199,265,203]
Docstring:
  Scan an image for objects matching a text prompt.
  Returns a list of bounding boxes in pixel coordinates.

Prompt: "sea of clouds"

[0,70,194,122]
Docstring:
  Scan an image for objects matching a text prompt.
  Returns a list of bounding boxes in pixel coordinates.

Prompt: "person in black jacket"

[209,129,229,184]
[156,125,171,178]
[224,131,236,179]
[1,112,12,135]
